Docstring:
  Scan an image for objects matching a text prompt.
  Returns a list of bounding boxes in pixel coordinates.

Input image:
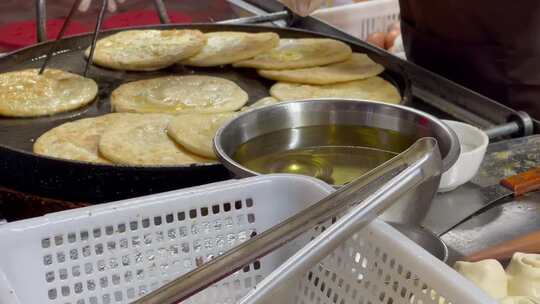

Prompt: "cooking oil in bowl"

[236,145,397,185]
[233,125,413,186]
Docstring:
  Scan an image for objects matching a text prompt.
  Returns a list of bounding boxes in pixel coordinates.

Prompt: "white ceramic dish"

[438,120,489,192]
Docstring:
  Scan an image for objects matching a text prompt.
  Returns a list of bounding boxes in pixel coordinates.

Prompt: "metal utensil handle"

[83,0,107,76]
[240,138,442,304]
[36,0,47,43]
[132,138,442,304]
[38,0,82,74]
[484,111,534,139]
[36,0,171,41]
[153,0,170,24]
[217,11,289,25]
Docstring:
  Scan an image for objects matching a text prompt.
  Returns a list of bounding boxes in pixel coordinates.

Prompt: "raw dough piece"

[167,112,237,159]
[507,253,540,298]
[258,53,384,84]
[454,259,508,299]
[0,68,97,117]
[98,114,209,166]
[233,38,352,70]
[182,32,279,67]
[270,77,401,104]
[34,113,136,163]
[241,96,279,111]
[86,29,206,71]
[111,75,248,114]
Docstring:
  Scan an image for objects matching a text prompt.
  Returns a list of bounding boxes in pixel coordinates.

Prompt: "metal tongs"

[133,137,442,304]
[36,0,298,77]
[37,0,170,76]
[38,0,107,76]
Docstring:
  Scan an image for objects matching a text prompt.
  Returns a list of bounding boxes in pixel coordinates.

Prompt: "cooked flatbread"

[111,75,248,114]
[98,114,210,166]
[270,77,401,104]
[232,38,352,70]
[86,29,206,71]
[167,112,237,159]
[258,53,384,84]
[241,96,279,111]
[33,113,137,163]
[182,32,279,67]
[0,69,97,117]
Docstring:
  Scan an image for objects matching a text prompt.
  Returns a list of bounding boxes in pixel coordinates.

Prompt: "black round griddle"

[0,23,411,204]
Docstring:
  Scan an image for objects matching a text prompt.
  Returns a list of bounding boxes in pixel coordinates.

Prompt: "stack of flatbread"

[2,28,402,166]
[235,40,400,104]
[33,75,248,166]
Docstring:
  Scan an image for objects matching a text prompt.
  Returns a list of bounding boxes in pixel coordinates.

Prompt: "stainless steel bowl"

[391,223,449,262]
[214,99,460,225]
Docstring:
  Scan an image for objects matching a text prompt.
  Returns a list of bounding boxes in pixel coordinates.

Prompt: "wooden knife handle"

[464,229,540,262]
[500,167,540,196]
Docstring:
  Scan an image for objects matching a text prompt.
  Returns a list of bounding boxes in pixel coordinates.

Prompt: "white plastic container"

[438,120,489,192]
[0,175,494,304]
[313,0,401,41]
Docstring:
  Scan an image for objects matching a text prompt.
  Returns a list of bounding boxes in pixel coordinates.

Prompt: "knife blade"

[463,228,540,262]
[424,167,540,236]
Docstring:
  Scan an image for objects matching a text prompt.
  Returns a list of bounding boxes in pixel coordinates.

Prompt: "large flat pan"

[0,24,411,203]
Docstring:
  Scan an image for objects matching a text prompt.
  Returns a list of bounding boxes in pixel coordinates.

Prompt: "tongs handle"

[153,0,170,24]
[36,0,107,76]
[36,0,47,43]
[218,9,299,27]
[35,0,171,44]
[133,138,442,304]
[84,0,107,76]
[38,0,83,74]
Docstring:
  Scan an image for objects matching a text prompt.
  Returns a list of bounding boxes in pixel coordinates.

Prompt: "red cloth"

[0,19,89,50]
[103,10,192,29]
[0,10,193,51]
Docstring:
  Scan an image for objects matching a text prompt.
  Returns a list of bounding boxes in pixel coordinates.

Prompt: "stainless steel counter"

[424,135,540,264]
[443,192,540,264]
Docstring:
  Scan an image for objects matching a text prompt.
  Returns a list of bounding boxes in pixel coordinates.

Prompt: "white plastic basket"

[313,0,401,41]
[240,219,495,304]
[0,175,494,304]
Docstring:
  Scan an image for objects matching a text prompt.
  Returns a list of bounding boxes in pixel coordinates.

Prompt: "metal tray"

[0,23,411,203]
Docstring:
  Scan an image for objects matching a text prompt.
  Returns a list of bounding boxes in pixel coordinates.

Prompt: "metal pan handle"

[132,137,442,304]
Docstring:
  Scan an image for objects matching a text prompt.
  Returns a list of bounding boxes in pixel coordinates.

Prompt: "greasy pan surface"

[0,24,411,203]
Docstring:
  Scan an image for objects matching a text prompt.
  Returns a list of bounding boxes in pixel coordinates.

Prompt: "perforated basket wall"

[0,175,333,304]
[0,175,495,304]
[239,221,496,304]
[297,226,458,304]
[313,0,401,40]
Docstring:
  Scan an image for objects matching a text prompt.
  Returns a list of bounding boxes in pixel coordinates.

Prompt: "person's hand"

[279,0,326,17]
[78,0,126,13]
